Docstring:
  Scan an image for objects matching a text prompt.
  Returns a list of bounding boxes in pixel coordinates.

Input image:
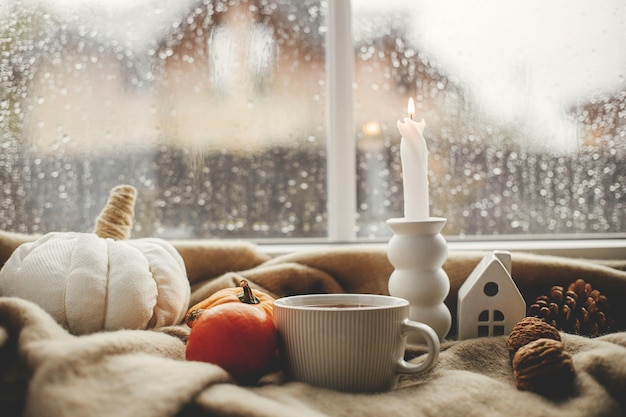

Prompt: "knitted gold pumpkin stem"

[94,185,137,240]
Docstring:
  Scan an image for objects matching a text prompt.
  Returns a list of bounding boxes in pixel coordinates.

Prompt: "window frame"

[315,0,626,257]
[2,0,624,257]
[327,0,356,242]
[257,237,626,260]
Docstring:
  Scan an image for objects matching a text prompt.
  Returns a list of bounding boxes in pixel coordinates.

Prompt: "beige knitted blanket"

[1,231,625,417]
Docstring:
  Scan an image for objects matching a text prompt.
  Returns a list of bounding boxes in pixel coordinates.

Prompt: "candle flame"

[408,97,415,120]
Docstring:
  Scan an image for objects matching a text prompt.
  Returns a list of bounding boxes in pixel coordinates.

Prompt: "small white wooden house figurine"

[457,250,526,340]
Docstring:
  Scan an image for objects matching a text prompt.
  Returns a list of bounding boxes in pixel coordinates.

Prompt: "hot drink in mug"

[273,293,440,393]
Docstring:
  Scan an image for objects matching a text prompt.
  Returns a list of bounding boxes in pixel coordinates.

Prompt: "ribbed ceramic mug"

[273,293,440,393]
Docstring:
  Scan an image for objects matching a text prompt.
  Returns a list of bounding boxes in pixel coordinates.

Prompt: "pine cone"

[527,279,612,337]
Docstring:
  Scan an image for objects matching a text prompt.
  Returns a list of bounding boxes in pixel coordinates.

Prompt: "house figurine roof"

[457,251,526,340]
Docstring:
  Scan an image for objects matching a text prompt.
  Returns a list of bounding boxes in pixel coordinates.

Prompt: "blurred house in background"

[24,0,456,153]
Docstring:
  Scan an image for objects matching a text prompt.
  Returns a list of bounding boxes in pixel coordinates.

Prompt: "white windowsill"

[257,238,626,260]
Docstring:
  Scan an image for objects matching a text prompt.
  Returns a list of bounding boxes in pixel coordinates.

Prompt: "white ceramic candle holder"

[386,217,451,343]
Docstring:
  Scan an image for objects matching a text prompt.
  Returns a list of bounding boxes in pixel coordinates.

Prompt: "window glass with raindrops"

[1,0,624,241]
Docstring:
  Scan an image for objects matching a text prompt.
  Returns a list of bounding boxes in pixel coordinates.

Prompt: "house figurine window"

[457,251,526,340]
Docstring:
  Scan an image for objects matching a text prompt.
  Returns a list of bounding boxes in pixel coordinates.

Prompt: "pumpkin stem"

[186,308,204,327]
[94,185,137,240]
[238,280,260,304]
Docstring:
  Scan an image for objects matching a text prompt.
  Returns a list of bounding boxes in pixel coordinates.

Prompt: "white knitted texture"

[0,232,190,334]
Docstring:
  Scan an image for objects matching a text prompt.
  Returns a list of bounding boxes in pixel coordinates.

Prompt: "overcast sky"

[413,1,625,102]
[396,0,626,149]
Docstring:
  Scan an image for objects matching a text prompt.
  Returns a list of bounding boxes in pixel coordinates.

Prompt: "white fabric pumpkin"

[0,231,190,334]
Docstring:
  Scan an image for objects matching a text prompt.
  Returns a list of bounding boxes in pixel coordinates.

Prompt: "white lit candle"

[397,98,429,220]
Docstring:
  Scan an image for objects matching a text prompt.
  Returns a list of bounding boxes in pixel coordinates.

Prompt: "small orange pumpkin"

[185,280,278,384]
[185,279,274,327]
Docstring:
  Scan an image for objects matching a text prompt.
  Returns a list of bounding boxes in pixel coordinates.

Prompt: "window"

[209,25,237,93]
[478,309,505,337]
[1,0,624,244]
[483,282,498,297]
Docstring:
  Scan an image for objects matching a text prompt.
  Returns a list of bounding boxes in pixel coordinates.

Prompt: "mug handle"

[395,319,440,374]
